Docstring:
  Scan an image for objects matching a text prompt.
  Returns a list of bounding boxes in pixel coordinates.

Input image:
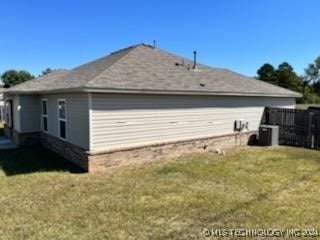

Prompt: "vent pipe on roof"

[193,50,197,70]
[153,40,157,49]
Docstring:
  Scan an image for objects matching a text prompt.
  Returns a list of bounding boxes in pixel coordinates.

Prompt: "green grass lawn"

[1,146,320,239]
[296,104,320,109]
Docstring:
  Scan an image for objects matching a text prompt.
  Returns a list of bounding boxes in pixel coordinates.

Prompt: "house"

[0,89,4,121]
[3,44,301,172]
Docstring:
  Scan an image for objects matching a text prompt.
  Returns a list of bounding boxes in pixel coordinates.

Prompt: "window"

[59,121,66,139]
[58,99,66,139]
[5,102,9,125]
[42,99,48,132]
[5,100,12,128]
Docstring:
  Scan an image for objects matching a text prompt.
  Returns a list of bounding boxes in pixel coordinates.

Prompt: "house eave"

[83,87,301,98]
[4,87,302,98]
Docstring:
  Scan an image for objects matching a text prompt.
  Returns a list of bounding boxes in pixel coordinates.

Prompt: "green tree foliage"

[312,81,320,94]
[304,57,320,83]
[1,70,35,88]
[257,63,278,85]
[256,62,303,92]
[277,62,303,92]
[304,57,320,95]
[257,57,320,104]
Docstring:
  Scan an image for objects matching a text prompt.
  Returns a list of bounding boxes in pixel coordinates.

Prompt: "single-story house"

[3,43,301,172]
[0,89,4,121]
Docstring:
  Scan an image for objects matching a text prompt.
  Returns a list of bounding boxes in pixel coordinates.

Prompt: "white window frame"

[57,99,67,140]
[5,99,12,128]
[41,99,48,132]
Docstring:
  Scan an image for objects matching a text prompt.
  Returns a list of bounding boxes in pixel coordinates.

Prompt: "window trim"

[41,99,48,132]
[5,99,13,128]
[57,99,67,140]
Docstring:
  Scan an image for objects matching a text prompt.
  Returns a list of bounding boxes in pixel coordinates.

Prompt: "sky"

[0,0,319,77]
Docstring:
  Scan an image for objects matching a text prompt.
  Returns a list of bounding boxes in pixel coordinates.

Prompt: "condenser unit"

[259,125,279,146]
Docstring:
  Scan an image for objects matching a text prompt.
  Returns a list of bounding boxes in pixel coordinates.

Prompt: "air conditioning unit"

[259,125,279,146]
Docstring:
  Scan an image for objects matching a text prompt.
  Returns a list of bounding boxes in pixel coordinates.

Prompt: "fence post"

[309,111,315,149]
[265,107,270,124]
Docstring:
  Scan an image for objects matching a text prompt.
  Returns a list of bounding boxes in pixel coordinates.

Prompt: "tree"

[1,70,35,88]
[256,62,303,92]
[277,62,303,91]
[41,68,53,76]
[256,63,278,85]
[312,81,320,94]
[303,57,320,97]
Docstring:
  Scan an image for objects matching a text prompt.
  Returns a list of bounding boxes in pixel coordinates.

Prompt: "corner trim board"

[88,92,93,150]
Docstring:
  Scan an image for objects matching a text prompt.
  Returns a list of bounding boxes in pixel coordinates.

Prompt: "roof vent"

[193,50,198,70]
[153,40,157,50]
[175,59,185,67]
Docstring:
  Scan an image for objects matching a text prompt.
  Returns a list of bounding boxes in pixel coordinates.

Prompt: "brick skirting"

[40,132,89,171]
[88,131,257,173]
[4,125,12,138]
[4,125,39,146]
[4,125,257,173]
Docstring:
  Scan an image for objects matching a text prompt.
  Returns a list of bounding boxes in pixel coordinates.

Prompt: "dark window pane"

[60,121,66,139]
[42,101,47,115]
[58,101,66,119]
[43,117,48,131]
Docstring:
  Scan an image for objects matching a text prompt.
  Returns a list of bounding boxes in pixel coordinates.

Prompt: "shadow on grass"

[0,146,85,176]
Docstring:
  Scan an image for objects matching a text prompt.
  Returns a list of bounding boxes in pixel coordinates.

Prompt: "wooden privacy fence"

[262,107,320,149]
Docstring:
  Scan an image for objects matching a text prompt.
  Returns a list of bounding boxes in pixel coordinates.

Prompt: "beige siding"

[12,95,21,132]
[7,94,40,133]
[91,94,295,151]
[40,94,89,149]
[20,95,40,133]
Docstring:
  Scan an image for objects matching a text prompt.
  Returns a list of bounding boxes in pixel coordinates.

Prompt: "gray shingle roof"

[7,44,301,97]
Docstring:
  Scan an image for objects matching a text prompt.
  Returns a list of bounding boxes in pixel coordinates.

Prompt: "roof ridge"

[109,44,139,55]
[85,44,143,87]
[60,45,138,88]
[109,43,153,55]
[71,46,135,72]
[141,44,212,70]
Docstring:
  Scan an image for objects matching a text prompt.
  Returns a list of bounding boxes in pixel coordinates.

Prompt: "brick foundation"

[12,131,39,146]
[4,126,88,171]
[4,125,12,138]
[4,125,39,146]
[4,125,257,173]
[88,131,257,173]
[40,132,88,171]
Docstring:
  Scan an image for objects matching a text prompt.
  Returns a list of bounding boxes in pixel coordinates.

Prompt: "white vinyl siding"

[0,94,4,121]
[90,94,295,151]
[0,106,3,122]
[5,95,40,133]
[19,95,40,133]
[40,94,89,149]
[5,95,38,133]
[12,95,20,131]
